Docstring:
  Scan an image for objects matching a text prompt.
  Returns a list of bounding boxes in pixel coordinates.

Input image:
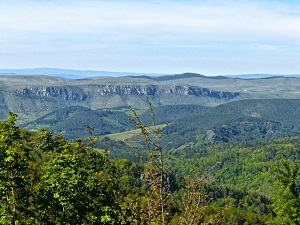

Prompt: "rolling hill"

[1,73,300,145]
[160,99,300,148]
[98,99,300,150]
[21,105,133,140]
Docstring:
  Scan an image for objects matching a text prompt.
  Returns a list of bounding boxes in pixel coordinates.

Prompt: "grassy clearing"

[106,124,168,142]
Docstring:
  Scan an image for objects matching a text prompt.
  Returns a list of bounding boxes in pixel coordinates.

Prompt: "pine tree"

[270,160,300,225]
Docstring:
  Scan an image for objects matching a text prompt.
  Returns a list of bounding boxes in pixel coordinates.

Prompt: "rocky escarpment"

[14,84,239,101]
[15,87,88,101]
[161,86,239,99]
[88,84,239,99]
[88,84,157,96]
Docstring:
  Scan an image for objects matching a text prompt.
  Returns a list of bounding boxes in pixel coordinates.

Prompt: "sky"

[0,0,299,75]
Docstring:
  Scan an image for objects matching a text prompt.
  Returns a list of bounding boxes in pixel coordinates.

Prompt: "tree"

[129,97,172,224]
[0,112,31,224]
[270,160,300,225]
[129,97,218,225]
[34,135,121,224]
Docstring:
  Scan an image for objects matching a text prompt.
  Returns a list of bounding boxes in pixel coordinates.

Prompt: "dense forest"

[0,110,299,224]
[19,99,300,152]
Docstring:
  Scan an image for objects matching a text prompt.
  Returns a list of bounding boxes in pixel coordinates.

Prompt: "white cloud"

[0,0,299,74]
[1,1,299,39]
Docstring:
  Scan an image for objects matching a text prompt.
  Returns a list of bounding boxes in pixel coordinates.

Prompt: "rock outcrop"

[16,87,88,101]
[16,85,239,100]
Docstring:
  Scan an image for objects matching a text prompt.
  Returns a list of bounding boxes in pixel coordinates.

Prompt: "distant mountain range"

[0,68,165,79]
[0,68,299,79]
[226,74,300,79]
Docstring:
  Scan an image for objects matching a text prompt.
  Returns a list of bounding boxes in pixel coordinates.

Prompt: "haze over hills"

[0,68,165,79]
[1,68,300,79]
[226,74,300,79]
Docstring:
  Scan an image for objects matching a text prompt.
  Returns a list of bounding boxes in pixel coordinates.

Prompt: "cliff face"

[15,87,88,101]
[2,73,300,126]
[90,85,157,96]
[15,85,239,100]
[3,82,241,123]
[160,86,239,99]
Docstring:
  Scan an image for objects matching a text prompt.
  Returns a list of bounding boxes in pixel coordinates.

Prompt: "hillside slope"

[161,99,300,148]
[22,106,132,140]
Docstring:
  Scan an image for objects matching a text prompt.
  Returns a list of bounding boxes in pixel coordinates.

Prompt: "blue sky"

[0,0,299,75]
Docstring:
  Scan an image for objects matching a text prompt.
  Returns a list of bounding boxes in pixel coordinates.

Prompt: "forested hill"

[15,98,300,146]
[159,99,300,148]
[0,112,299,224]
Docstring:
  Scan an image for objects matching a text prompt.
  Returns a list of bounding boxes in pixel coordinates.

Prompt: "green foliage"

[36,149,120,224]
[0,112,34,224]
[0,113,124,224]
[169,137,300,197]
[0,112,31,224]
[270,160,300,225]
[1,110,299,224]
